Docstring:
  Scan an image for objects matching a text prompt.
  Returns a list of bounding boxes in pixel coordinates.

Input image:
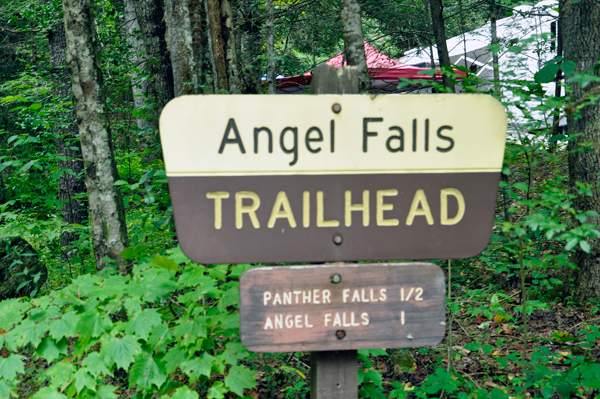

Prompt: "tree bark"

[189,0,214,91]
[265,0,276,94]
[550,0,565,148]
[563,0,600,300]
[62,0,130,273]
[205,0,240,92]
[429,0,455,91]
[339,0,369,92]
[165,0,198,96]
[238,0,263,93]
[48,19,88,260]
[221,0,240,93]
[122,1,153,136]
[131,0,175,162]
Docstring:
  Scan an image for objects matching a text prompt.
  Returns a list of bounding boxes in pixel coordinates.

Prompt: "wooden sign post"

[159,64,507,398]
[308,65,359,399]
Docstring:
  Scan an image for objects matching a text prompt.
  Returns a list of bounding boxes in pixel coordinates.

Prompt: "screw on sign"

[159,64,507,398]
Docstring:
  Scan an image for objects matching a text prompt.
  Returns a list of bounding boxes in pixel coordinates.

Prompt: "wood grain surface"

[239,263,446,352]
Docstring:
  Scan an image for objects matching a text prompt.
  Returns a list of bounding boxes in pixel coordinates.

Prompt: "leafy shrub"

[0,247,257,398]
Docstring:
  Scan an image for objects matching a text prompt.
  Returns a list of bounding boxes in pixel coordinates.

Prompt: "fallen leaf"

[452,346,471,355]
[502,324,514,335]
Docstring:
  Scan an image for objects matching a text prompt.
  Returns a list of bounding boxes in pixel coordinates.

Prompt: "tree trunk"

[563,0,600,301]
[165,0,198,96]
[339,0,369,92]
[221,0,240,93]
[62,0,130,273]
[122,1,153,137]
[238,0,263,93]
[48,20,88,260]
[131,0,175,162]
[205,0,240,92]
[265,0,276,94]
[490,0,500,94]
[429,0,455,91]
[189,0,214,91]
[550,0,565,147]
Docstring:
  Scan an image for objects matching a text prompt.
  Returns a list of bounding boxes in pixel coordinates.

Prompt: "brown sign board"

[160,94,507,263]
[239,263,446,352]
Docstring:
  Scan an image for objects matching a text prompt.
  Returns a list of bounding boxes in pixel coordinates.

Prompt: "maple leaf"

[101,335,141,370]
[128,351,167,391]
[224,365,257,397]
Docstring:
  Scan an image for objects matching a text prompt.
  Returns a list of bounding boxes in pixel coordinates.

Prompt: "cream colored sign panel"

[160,94,506,176]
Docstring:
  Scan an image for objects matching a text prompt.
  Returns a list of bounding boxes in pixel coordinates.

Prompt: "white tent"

[399,1,562,133]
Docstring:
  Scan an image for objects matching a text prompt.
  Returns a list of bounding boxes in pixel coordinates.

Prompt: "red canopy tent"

[276,42,462,94]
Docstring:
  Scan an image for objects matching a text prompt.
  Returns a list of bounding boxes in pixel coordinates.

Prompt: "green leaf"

[0,354,24,382]
[566,238,578,251]
[31,387,68,399]
[18,160,37,172]
[0,379,16,398]
[363,369,383,388]
[46,361,74,390]
[222,341,248,365]
[224,365,257,397]
[178,267,214,289]
[229,264,252,278]
[148,322,171,349]
[161,386,199,399]
[36,337,68,363]
[91,386,119,399]
[359,382,386,399]
[207,381,228,399]
[82,352,112,378]
[490,387,508,399]
[580,363,600,388]
[125,308,162,340]
[76,311,112,342]
[129,351,167,391]
[513,182,529,191]
[579,240,591,253]
[49,312,80,340]
[149,255,180,272]
[423,369,458,394]
[173,318,208,347]
[74,368,96,393]
[535,62,559,83]
[163,345,189,374]
[180,353,216,382]
[560,60,576,77]
[29,103,42,110]
[101,335,141,370]
[13,319,44,348]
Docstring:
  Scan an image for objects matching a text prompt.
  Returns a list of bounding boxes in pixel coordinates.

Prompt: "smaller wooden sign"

[239,263,446,352]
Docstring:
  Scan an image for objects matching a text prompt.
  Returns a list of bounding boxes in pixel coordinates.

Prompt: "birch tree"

[62,0,129,273]
[48,17,87,259]
[121,1,152,134]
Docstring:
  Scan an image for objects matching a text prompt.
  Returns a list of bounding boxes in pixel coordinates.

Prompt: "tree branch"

[1,26,40,34]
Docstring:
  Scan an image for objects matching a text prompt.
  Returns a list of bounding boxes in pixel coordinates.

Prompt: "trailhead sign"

[160,94,507,264]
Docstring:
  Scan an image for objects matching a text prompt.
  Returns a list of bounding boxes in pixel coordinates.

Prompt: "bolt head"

[332,103,342,113]
[335,330,346,340]
[331,274,342,284]
[333,235,343,245]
